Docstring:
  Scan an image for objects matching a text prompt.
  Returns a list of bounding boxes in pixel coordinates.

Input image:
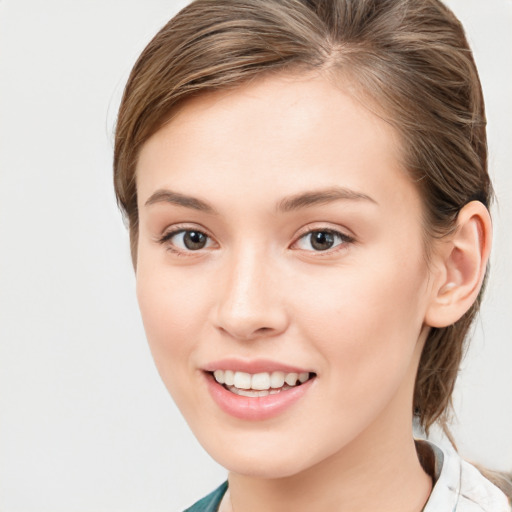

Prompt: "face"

[135,74,435,478]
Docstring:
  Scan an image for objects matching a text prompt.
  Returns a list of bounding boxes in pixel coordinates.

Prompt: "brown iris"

[310,231,335,251]
[183,231,208,250]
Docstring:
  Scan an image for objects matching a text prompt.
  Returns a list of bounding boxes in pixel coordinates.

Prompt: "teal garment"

[184,481,228,512]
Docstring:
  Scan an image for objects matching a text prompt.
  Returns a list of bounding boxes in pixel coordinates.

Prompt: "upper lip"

[202,358,313,374]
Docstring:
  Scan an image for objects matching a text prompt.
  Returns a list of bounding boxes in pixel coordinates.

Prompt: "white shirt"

[421,440,511,512]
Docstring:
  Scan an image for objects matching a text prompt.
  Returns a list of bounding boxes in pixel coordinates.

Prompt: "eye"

[160,229,214,252]
[294,229,352,252]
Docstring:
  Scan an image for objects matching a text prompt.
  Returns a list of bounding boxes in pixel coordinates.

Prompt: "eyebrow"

[144,186,377,214]
[144,189,218,214]
[276,187,377,212]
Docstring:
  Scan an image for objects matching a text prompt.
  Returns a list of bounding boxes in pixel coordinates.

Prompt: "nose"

[211,246,289,341]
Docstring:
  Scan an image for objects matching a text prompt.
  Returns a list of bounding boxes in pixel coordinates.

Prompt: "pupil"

[184,231,207,250]
[311,231,334,251]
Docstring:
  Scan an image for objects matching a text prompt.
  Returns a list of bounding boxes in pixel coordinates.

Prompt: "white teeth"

[270,371,285,388]
[251,372,270,390]
[226,385,293,397]
[232,388,271,397]
[212,369,312,392]
[224,370,235,386]
[285,372,298,386]
[233,371,251,389]
[213,369,225,384]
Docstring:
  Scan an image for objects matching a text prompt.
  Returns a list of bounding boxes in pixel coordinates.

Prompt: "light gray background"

[0,1,510,511]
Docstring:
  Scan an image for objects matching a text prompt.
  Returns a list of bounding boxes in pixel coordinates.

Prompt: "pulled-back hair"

[114,0,490,434]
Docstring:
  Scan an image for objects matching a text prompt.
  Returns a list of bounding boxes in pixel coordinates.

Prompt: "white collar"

[419,440,511,512]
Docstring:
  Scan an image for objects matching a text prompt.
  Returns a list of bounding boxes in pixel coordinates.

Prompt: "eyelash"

[292,228,354,255]
[157,225,215,257]
[157,225,355,256]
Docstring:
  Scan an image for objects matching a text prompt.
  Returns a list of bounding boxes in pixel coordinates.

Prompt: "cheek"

[135,260,211,384]
[294,255,429,405]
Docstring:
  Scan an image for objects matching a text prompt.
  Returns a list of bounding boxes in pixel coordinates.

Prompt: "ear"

[425,201,492,328]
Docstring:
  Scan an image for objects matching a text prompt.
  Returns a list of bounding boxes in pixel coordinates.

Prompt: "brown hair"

[114,0,490,434]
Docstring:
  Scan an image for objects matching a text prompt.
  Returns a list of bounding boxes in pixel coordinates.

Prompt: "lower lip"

[204,372,315,421]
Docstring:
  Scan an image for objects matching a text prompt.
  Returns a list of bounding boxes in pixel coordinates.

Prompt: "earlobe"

[425,201,492,328]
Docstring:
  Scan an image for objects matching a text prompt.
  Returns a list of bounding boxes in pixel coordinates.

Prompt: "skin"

[135,73,447,511]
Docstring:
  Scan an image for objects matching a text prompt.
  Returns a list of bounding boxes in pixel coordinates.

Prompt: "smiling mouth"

[209,369,316,398]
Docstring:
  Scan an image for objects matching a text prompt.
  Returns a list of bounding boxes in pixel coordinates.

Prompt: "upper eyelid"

[292,229,352,246]
[292,223,355,242]
[158,223,213,241]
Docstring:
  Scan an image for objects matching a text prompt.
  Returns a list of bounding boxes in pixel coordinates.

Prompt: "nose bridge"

[214,242,287,340]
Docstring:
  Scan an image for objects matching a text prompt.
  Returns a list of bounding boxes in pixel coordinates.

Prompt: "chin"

[195,427,329,479]
[220,452,314,479]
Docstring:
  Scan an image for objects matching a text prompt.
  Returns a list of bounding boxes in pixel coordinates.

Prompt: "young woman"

[113,0,511,510]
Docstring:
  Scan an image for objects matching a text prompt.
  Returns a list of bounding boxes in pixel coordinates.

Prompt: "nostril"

[255,327,273,335]
[216,323,283,342]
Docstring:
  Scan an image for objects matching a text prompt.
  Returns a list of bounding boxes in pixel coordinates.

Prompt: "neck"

[226,408,432,512]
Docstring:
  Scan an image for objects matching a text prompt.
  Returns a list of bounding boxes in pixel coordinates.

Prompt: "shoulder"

[183,481,228,512]
[458,459,511,512]
[420,440,511,512]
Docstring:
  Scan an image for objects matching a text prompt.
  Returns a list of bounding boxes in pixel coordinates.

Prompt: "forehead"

[136,73,413,212]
